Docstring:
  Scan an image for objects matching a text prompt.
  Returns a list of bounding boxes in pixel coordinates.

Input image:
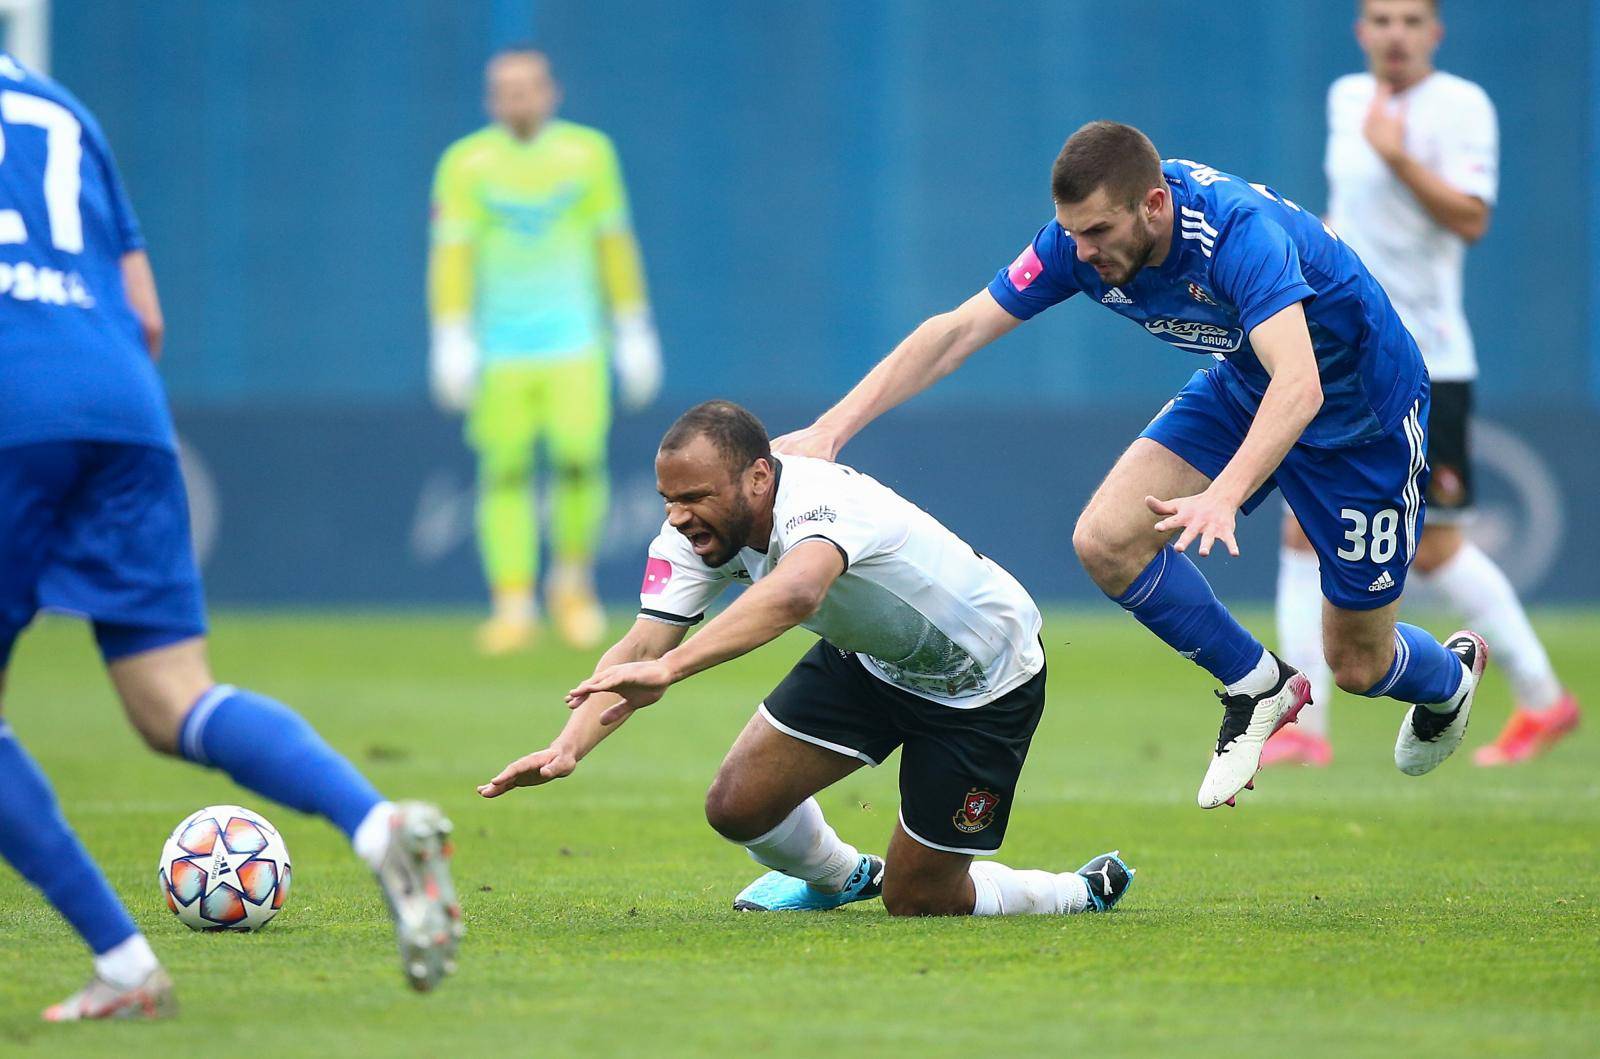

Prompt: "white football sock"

[351,800,397,872]
[1223,645,1277,698]
[1420,542,1562,710]
[741,797,860,892]
[1276,544,1332,736]
[968,860,1090,916]
[94,934,159,990]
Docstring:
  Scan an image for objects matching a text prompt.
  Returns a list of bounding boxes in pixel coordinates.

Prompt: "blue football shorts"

[0,441,207,667]
[1140,368,1430,611]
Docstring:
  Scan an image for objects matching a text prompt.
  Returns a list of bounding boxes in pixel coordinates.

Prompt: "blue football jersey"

[0,53,173,451]
[988,158,1426,448]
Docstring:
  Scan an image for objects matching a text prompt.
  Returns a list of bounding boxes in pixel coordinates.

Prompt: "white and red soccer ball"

[158,805,291,931]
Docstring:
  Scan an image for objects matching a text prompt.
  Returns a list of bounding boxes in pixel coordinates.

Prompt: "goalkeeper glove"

[612,309,662,412]
[430,322,479,413]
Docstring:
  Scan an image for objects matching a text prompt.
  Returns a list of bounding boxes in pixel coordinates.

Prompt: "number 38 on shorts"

[1337,507,1404,564]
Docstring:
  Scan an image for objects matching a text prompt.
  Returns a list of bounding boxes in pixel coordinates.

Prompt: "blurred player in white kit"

[1268,0,1580,768]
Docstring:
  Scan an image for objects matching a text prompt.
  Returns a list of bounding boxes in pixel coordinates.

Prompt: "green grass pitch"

[0,608,1594,1056]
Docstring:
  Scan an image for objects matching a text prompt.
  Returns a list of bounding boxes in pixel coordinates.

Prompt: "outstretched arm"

[773,289,1021,459]
[476,616,687,797]
[565,539,846,723]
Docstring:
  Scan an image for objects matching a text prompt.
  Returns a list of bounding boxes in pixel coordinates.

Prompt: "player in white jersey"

[478,400,1134,917]
[1268,0,1579,769]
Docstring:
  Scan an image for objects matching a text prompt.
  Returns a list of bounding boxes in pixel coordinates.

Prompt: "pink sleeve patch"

[641,557,673,595]
[1007,244,1045,291]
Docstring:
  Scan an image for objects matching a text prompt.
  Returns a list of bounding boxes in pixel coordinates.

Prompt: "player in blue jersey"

[777,121,1487,809]
[0,54,460,1019]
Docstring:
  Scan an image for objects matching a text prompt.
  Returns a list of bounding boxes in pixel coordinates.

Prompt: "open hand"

[770,424,843,461]
[566,659,675,725]
[1146,489,1240,558]
[477,745,578,798]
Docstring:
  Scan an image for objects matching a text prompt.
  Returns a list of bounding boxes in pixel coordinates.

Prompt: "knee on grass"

[881,874,972,917]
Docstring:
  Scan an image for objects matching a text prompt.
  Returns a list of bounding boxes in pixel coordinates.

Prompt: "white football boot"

[1395,630,1486,777]
[42,967,177,1022]
[375,801,464,991]
[1198,654,1312,809]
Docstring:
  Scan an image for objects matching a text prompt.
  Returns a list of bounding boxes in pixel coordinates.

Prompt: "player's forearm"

[1212,373,1323,505]
[658,577,820,685]
[1385,155,1491,243]
[119,250,164,359]
[814,311,975,445]
[598,228,649,316]
[428,242,475,325]
[555,631,673,758]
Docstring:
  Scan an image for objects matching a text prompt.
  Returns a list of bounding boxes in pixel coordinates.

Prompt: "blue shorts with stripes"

[1140,368,1430,611]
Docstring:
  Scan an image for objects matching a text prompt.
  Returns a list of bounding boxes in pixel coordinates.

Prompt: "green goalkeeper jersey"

[430,119,642,362]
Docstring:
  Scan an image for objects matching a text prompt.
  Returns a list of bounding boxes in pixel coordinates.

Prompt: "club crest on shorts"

[953,788,1000,833]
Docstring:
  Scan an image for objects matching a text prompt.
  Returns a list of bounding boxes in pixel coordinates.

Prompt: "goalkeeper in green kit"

[429,47,662,653]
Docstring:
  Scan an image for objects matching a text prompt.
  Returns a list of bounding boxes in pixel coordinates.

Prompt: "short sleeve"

[81,117,143,253]
[1436,86,1498,205]
[771,464,906,572]
[985,221,1081,320]
[581,134,630,234]
[637,522,732,626]
[1209,211,1317,336]
[430,143,485,246]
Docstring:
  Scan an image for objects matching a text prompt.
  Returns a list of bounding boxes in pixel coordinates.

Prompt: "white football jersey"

[638,455,1044,708]
[1325,71,1498,381]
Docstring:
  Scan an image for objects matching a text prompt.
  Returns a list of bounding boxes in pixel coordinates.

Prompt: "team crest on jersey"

[953,789,1001,833]
[1187,283,1217,306]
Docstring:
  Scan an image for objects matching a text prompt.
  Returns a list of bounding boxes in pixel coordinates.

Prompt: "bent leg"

[1077,439,1269,690]
[109,637,386,845]
[706,710,865,842]
[1324,601,1465,707]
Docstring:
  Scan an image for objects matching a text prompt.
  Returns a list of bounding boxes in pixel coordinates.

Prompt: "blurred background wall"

[39,0,1600,605]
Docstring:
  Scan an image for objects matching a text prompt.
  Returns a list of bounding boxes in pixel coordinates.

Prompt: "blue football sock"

[0,722,138,954]
[1361,623,1465,705]
[179,686,383,838]
[1111,544,1265,686]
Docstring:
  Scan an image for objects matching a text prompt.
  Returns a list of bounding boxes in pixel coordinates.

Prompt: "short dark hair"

[1359,0,1438,12]
[659,400,771,474]
[1050,121,1163,209]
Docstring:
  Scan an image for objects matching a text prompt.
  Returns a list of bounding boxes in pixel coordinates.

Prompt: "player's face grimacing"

[1356,0,1442,87]
[655,436,770,568]
[1056,186,1164,289]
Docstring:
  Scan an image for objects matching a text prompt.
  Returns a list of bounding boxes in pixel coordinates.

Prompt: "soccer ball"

[158,804,292,931]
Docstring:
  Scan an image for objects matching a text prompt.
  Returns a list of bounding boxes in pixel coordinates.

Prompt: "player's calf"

[725,796,875,911]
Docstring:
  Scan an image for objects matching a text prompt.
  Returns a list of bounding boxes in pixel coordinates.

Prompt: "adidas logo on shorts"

[1100,287,1134,305]
[1368,570,1395,592]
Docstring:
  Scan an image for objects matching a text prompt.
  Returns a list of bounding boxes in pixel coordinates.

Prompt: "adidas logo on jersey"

[1100,287,1133,305]
[1368,570,1395,592]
